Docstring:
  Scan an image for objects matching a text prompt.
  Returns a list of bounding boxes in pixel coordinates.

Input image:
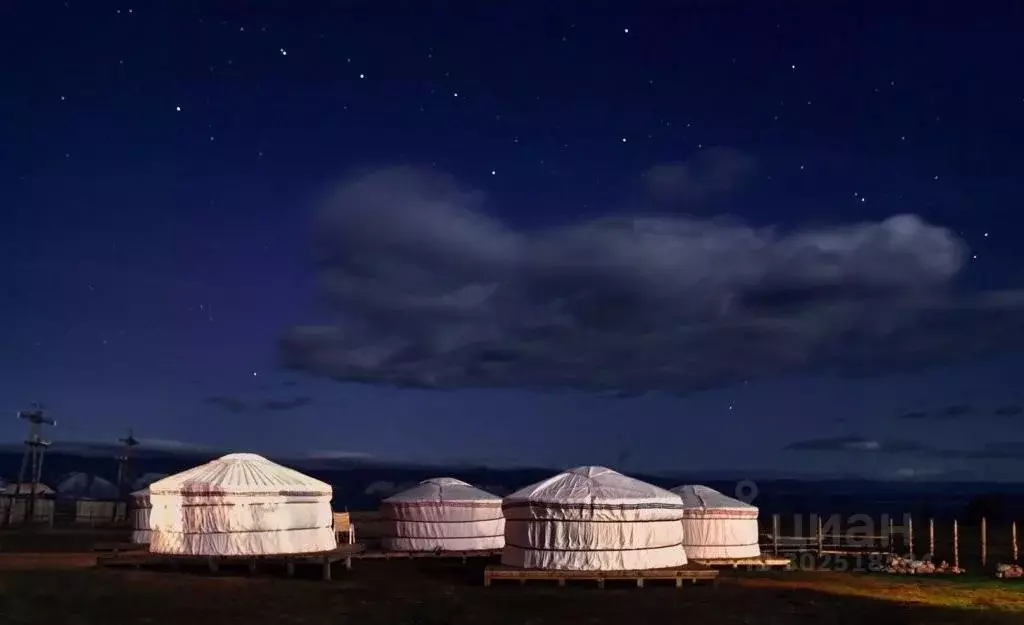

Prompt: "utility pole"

[4,404,55,527]
[114,428,139,522]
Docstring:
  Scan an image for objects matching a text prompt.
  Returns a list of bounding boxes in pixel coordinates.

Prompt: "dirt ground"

[2,551,1024,625]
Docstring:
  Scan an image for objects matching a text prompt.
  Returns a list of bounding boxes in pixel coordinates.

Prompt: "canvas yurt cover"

[672,484,760,559]
[502,466,687,571]
[130,488,152,544]
[57,473,127,523]
[380,477,504,552]
[0,483,56,524]
[147,453,337,556]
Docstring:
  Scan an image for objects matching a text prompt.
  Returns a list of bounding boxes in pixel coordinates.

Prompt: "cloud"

[137,438,216,453]
[784,436,927,453]
[786,437,1024,463]
[206,395,248,413]
[259,396,313,411]
[994,404,1023,417]
[931,442,1024,461]
[278,165,1024,394]
[304,450,375,460]
[207,395,313,412]
[644,147,757,203]
[0,438,217,458]
[898,403,1023,420]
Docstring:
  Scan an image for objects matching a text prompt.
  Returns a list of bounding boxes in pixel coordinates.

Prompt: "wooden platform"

[92,541,147,554]
[694,555,792,569]
[354,548,501,562]
[483,563,719,588]
[96,543,365,581]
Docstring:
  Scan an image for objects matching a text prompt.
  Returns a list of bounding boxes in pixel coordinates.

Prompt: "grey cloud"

[785,436,927,453]
[787,437,1024,463]
[278,166,1024,394]
[205,395,248,413]
[259,396,313,411]
[644,147,757,203]
[994,404,1023,417]
[898,403,1022,420]
[926,442,1024,461]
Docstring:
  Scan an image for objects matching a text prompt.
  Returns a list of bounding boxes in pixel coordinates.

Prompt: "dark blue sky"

[4,1,1024,479]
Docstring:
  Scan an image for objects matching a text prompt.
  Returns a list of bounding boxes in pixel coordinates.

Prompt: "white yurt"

[57,473,126,523]
[147,453,337,556]
[380,477,505,552]
[0,482,56,524]
[502,466,687,571]
[130,488,152,544]
[672,484,760,559]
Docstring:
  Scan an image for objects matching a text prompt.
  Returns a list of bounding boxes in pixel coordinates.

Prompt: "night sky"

[5,2,1024,480]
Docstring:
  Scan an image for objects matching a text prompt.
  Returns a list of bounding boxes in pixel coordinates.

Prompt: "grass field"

[3,523,1024,624]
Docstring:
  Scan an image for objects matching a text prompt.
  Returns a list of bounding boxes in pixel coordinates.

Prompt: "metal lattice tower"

[113,428,140,523]
[116,428,140,493]
[3,404,55,526]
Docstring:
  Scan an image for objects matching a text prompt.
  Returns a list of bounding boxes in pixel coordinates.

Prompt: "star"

[280,48,287,56]
[623,28,629,34]
[175,105,181,112]
[984,232,989,237]
[359,73,365,79]
[453,91,459,98]
[60,96,66,101]
[491,170,496,175]
[209,136,215,141]
[621,137,627,143]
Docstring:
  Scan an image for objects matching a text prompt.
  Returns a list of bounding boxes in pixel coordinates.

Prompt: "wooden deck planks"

[354,548,501,562]
[95,543,365,581]
[483,564,719,588]
[694,556,792,569]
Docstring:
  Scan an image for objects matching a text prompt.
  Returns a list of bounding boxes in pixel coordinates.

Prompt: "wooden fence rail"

[759,513,1020,569]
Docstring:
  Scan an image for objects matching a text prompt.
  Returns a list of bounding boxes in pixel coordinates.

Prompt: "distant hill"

[3,443,1024,517]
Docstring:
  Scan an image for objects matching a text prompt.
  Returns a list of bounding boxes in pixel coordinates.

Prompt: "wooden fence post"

[816,515,823,556]
[1013,521,1019,562]
[981,517,987,568]
[953,519,959,570]
[929,518,935,558]
[772,514,779,557]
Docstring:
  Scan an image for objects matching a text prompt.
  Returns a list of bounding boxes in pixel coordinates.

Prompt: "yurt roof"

[56,472,120,500]
[383,477,500,503]
[148,453,332,496]
[2,482,55,496]
[132,472,167,490]
[504,466,683,507]
[671,484,757,511]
